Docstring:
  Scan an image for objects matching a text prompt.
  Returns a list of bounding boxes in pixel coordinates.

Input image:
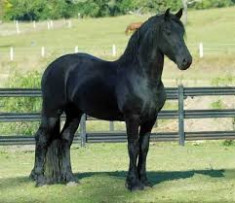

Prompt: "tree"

[181,0,202,25]
[4,0,76,20]
[0,1,3,21]
[3,0,235,21]
[0,0,12,22]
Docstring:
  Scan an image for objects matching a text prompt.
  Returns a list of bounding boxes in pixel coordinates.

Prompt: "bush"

[223,139,234,146]
[190,0,234,10]
[210,100,224,109]
[4,0,234,21]
[4,0,77,20]
[0,71,42,136]
[211,75,235,86]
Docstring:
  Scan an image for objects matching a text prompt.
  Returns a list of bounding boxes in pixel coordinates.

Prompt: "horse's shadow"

[75,169,226,185]
[0,169,228,191]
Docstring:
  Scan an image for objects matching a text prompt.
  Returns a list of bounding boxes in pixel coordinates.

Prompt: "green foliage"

[4,0,76,20]
[163,0,181,12]
[8,71,41,89]
[211,75,235,86]
[191,0,235,9]
[4,0,234,21]
[0,71,42,135]
[210,99,224,109]
[222,139,234,146]
[0,0,12,19]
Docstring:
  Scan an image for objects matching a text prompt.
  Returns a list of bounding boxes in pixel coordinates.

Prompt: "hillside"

[0,7,235,86]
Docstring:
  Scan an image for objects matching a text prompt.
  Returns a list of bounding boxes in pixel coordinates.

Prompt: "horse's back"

[42,53,111,94]
[65,55,121,120]
[41,53,121,120]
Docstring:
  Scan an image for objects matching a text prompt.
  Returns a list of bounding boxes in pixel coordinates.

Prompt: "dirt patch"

[154,95,235,133]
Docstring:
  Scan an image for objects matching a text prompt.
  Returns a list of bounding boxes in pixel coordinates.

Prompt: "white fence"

[1,45,119,61]
[0,20,235,61]
[1,42,235,61]
[0,19,76,36]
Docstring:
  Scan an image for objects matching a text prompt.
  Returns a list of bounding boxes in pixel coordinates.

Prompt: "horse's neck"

[117,50,164,85]
[117,31,164,85]
[138,46,165,86]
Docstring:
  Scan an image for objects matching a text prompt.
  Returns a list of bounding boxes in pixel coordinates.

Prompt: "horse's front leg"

[138,117,157,187]
[125,114,144,191]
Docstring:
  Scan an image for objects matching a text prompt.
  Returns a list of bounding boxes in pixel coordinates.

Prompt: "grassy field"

[0,8,235,202]
[0,7,235,86]
[1,141,235,202]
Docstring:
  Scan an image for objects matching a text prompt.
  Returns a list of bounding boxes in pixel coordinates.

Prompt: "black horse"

[31,9,192,191]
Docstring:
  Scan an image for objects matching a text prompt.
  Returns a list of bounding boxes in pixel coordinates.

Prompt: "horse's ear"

[164,8,170,20]
[175,8,183,19]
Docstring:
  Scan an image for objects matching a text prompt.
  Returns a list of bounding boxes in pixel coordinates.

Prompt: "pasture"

[0,7,235,86]
[1,142,235,202]
[0,6,235,203]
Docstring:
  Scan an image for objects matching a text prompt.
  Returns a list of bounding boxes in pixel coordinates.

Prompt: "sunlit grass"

[1,142,235,202]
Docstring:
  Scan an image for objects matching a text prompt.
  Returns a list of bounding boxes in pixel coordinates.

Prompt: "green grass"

[0,7,235,86]
[1,142,235,202]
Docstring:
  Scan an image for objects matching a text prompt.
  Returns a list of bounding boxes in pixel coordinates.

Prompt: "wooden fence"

[0,86,235,146]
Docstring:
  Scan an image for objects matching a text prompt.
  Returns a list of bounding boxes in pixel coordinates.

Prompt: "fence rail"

[0,86,235,146]
[1,43,235,62]
[0,109,235,122]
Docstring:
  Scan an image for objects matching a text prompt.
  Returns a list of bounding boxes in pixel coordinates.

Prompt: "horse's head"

[158,9,192,70]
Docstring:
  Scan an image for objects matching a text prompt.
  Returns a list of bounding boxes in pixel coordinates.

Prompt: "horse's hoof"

[139,175,153,188]
[142,180,153,188]
[63,172,78,184]
[29,169,36,181]
[36,175,47,187]
[126,180,144,191]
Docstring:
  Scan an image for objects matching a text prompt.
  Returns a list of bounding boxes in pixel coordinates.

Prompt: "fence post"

[178,85,185,146]
[80,114,87,147]
[50,20,54,29]
[15,20,20,34]
[112,44,116,57]
[47,21,51,30]
[33,21,36,29]
[68,20,72,28]
[41,46,45,58]
[199,42,204,58]
[74,46,78,53]
[10,47,14,61]
[109,121,114,131]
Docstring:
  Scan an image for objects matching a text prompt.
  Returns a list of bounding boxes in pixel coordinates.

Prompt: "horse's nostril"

[182,58,187,65]
[179,57,192,70]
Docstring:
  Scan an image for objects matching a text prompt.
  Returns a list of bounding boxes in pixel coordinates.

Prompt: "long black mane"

[118,16,157,64]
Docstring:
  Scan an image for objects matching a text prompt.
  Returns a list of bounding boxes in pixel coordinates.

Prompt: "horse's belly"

[87,109,124,121]
[80,102,124,121]
[72,89,123,121]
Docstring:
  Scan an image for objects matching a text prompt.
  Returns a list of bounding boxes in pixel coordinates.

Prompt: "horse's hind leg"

[30,111,61,186]
[59,106,82,183]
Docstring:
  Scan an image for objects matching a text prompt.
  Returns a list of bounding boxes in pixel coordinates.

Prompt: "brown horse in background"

[125,22,143,35]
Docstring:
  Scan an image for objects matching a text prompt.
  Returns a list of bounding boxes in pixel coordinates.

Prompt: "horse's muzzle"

[177,55,192,70]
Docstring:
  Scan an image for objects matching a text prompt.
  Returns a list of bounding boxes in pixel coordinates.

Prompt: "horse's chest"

[117,74,167,119]
[118,82,158,116]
